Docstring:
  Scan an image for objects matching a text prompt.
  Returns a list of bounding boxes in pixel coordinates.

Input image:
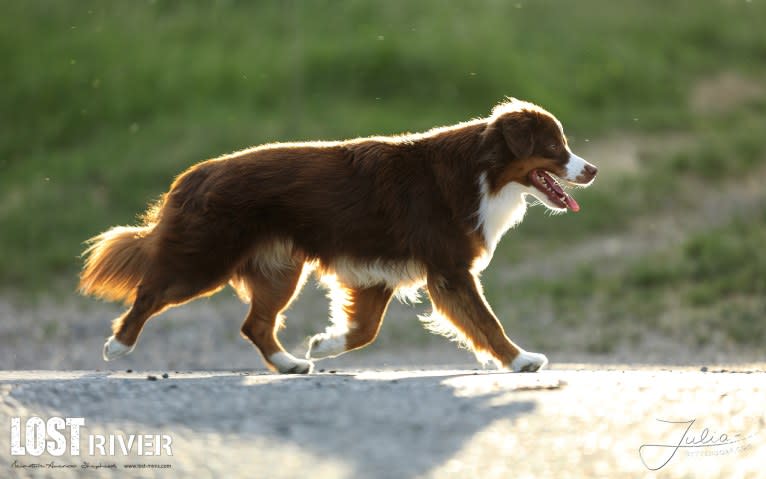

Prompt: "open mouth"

[528,169,580,212]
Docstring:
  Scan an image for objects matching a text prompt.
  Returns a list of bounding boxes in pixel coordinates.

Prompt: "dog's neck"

[473,173,528,272]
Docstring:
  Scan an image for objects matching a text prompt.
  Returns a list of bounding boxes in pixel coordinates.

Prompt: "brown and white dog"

[80,98,597,374]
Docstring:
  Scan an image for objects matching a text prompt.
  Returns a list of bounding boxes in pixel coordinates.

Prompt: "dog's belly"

[326,257,427,290]
[248,238,426,295]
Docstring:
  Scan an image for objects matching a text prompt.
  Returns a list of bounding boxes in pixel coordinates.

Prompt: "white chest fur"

[474,173,529,271]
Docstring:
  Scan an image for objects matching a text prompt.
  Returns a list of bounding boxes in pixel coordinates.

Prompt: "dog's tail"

[79,224,156,304]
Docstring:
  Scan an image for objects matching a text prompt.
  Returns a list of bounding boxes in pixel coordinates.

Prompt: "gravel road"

[1,366,764,478]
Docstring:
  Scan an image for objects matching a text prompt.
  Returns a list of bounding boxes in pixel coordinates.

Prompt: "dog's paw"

[102,335,135,361]
[510,350,548,372]
[270,352,314,374]
[306,333,346,360]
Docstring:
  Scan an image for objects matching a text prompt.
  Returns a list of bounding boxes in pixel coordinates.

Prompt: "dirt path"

[1,367,764,478]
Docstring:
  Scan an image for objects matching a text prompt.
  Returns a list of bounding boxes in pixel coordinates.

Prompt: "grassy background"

[2,0,765,357]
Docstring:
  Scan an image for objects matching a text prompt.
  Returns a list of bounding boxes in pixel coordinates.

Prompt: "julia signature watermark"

[639,418,758,470]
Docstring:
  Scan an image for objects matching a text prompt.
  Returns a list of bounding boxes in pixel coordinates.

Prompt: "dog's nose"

[574,163,598,184]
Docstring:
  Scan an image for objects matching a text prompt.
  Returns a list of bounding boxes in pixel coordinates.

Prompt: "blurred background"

[1,0,764,369]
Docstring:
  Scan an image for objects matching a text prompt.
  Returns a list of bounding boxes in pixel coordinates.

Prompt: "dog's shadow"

[2,370,556,478]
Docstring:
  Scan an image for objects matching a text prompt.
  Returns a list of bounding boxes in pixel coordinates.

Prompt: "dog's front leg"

[426,269,548,372]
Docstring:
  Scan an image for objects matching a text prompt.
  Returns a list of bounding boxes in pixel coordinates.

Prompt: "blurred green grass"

[492,205,766,353]
[2,0,766,351]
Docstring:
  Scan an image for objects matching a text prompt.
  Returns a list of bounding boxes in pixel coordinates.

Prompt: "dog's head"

[486,98,597,212]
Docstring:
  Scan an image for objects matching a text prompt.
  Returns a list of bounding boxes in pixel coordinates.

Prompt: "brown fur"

[239,259,308,362]
[80,226,155,304]
[80,98,595,372]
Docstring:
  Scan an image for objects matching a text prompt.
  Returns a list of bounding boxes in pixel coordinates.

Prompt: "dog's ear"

[499,111,535,159]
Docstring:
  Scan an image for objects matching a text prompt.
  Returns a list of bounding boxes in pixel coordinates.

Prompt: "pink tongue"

[538,170,580,212]
[565,195,580,212]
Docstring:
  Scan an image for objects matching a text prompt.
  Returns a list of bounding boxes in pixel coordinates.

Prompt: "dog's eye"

[548,144,560,153]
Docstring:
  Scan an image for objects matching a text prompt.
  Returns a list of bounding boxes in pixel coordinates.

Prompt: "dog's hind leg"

[425,269,548,372]
[307,283,394,360]
[104,265,229,361]
[237,259,313,374]
[103,284,165,360]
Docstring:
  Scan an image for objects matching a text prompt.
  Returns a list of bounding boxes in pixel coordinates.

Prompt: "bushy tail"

[79,225,155,304]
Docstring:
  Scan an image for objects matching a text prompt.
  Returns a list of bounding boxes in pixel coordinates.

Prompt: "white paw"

[306,333,347,359]
[510,350,548,372]
[269,352,314,374]
[102,336,135,361]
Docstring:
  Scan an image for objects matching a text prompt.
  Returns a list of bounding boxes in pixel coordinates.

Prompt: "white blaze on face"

[553,117,597,185]
[563,150,596,185]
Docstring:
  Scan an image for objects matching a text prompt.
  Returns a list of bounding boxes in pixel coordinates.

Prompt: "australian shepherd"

[80,98,597,374]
